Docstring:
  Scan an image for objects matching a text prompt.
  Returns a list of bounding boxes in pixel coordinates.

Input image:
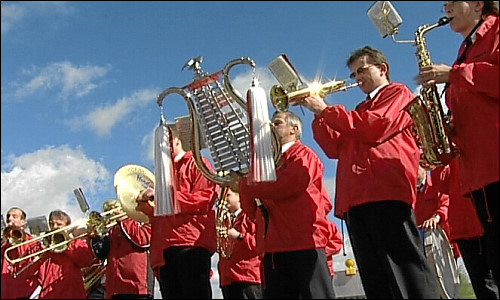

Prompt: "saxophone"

[406,16,457,169]
[216,187,233,258]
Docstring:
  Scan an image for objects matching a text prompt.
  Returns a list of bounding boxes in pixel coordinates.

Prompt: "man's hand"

[136,187,155,218]
[421,214,441,231]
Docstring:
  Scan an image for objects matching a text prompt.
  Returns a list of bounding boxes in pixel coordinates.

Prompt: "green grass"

[459,273,477,299]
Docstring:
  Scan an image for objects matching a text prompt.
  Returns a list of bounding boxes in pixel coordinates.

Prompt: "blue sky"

[1,1,466,296]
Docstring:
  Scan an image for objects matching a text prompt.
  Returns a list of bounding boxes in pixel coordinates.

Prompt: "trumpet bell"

[113,164,154,224]
[270,85,289,112]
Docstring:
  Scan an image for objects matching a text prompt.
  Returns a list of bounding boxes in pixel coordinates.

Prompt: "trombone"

[4,204,125,268]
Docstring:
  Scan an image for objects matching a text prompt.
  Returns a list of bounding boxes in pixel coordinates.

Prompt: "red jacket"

[1,232,39,299]
[239,141,333,253]
[217,210,261,287]
[312,83,419,218]
[445,160,484,241]
[325,220,343,277]
[414,170,450,229]
[446,14,499,195]
[149,151,218,269]
[34,238,94,299]
[415,168,461,257]
[105,219,151,298]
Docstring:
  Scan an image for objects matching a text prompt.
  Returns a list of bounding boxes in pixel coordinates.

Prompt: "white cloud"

[1,145,109,222]
[1,2,27,35]
[1,1,74,36]
[12,62,111,99]
[69,88,159,137]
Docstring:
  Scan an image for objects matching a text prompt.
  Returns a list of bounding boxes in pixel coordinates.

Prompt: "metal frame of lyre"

[156,56,280,187]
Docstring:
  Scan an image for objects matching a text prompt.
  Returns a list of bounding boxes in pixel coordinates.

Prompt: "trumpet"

[270,79,359,112]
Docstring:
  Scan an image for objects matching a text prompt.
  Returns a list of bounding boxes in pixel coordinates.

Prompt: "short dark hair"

[483,1,499,17]
[346,46,390,81]
[49,210,71,225]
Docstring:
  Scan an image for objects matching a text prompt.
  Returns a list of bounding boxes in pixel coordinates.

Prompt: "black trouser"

[457,237,499,299]
[221,282,263,299]
[157,246,213,299]
[471,181,499,285]
[347,201,439,299]
[262,249,334,299]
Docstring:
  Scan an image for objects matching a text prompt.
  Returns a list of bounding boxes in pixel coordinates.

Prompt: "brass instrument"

[157,56,281,187]
[367,2,457,168]
[216,187,233,258]
[114,164,154,224]
[406,16,457,168]
[270,79,359,112]
[4,199,127,268]
[2,225,26,246]
[83,260,107,292]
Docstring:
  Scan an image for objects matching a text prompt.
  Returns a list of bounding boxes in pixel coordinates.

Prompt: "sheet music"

[267,54,303,92]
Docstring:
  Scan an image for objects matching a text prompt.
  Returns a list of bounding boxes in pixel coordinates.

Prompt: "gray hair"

[272,111,303,140]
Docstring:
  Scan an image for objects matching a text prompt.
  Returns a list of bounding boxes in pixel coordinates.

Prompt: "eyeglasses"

[441,1,457,13]
[349,64,377,79]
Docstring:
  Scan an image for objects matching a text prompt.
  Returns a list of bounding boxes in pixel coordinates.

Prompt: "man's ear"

[473,1,484,13]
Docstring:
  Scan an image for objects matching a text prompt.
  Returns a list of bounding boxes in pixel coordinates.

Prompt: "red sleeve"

[63,239,95,268]
[240,194,258,221]
[120,219,151,248]
[318,84,414,145]
[239,215,257,252]
[312,115,342,159]
[431,167,451,224]
[175,158,218,214]
[449,20,499,99]
[325,221,343,256]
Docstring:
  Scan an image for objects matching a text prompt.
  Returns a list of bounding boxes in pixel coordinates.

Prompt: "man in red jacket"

[217,189,262,299]
[300,45,439,298]
[233,111,336,298]
[1,207,40,299]
[136,125,218,299]
[91,201,153,299]
[21,210,95,299]
[416,1,499,282]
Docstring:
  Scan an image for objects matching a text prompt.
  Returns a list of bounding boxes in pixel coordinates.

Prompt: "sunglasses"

[349,64,378,79]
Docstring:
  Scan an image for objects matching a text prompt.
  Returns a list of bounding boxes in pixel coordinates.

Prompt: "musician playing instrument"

[136,124,218,299]
[299,45,439,298]
[17,210,95,299]
[1,207,40,299]
[217,189,263,299]
[415,165,460,258]
[415,1,499,284]
[90,207,153,299]
[232,111,336,298]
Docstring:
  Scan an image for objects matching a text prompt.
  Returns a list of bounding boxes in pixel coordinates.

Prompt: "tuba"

[367,2,457,168]
[405,17,458,168]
